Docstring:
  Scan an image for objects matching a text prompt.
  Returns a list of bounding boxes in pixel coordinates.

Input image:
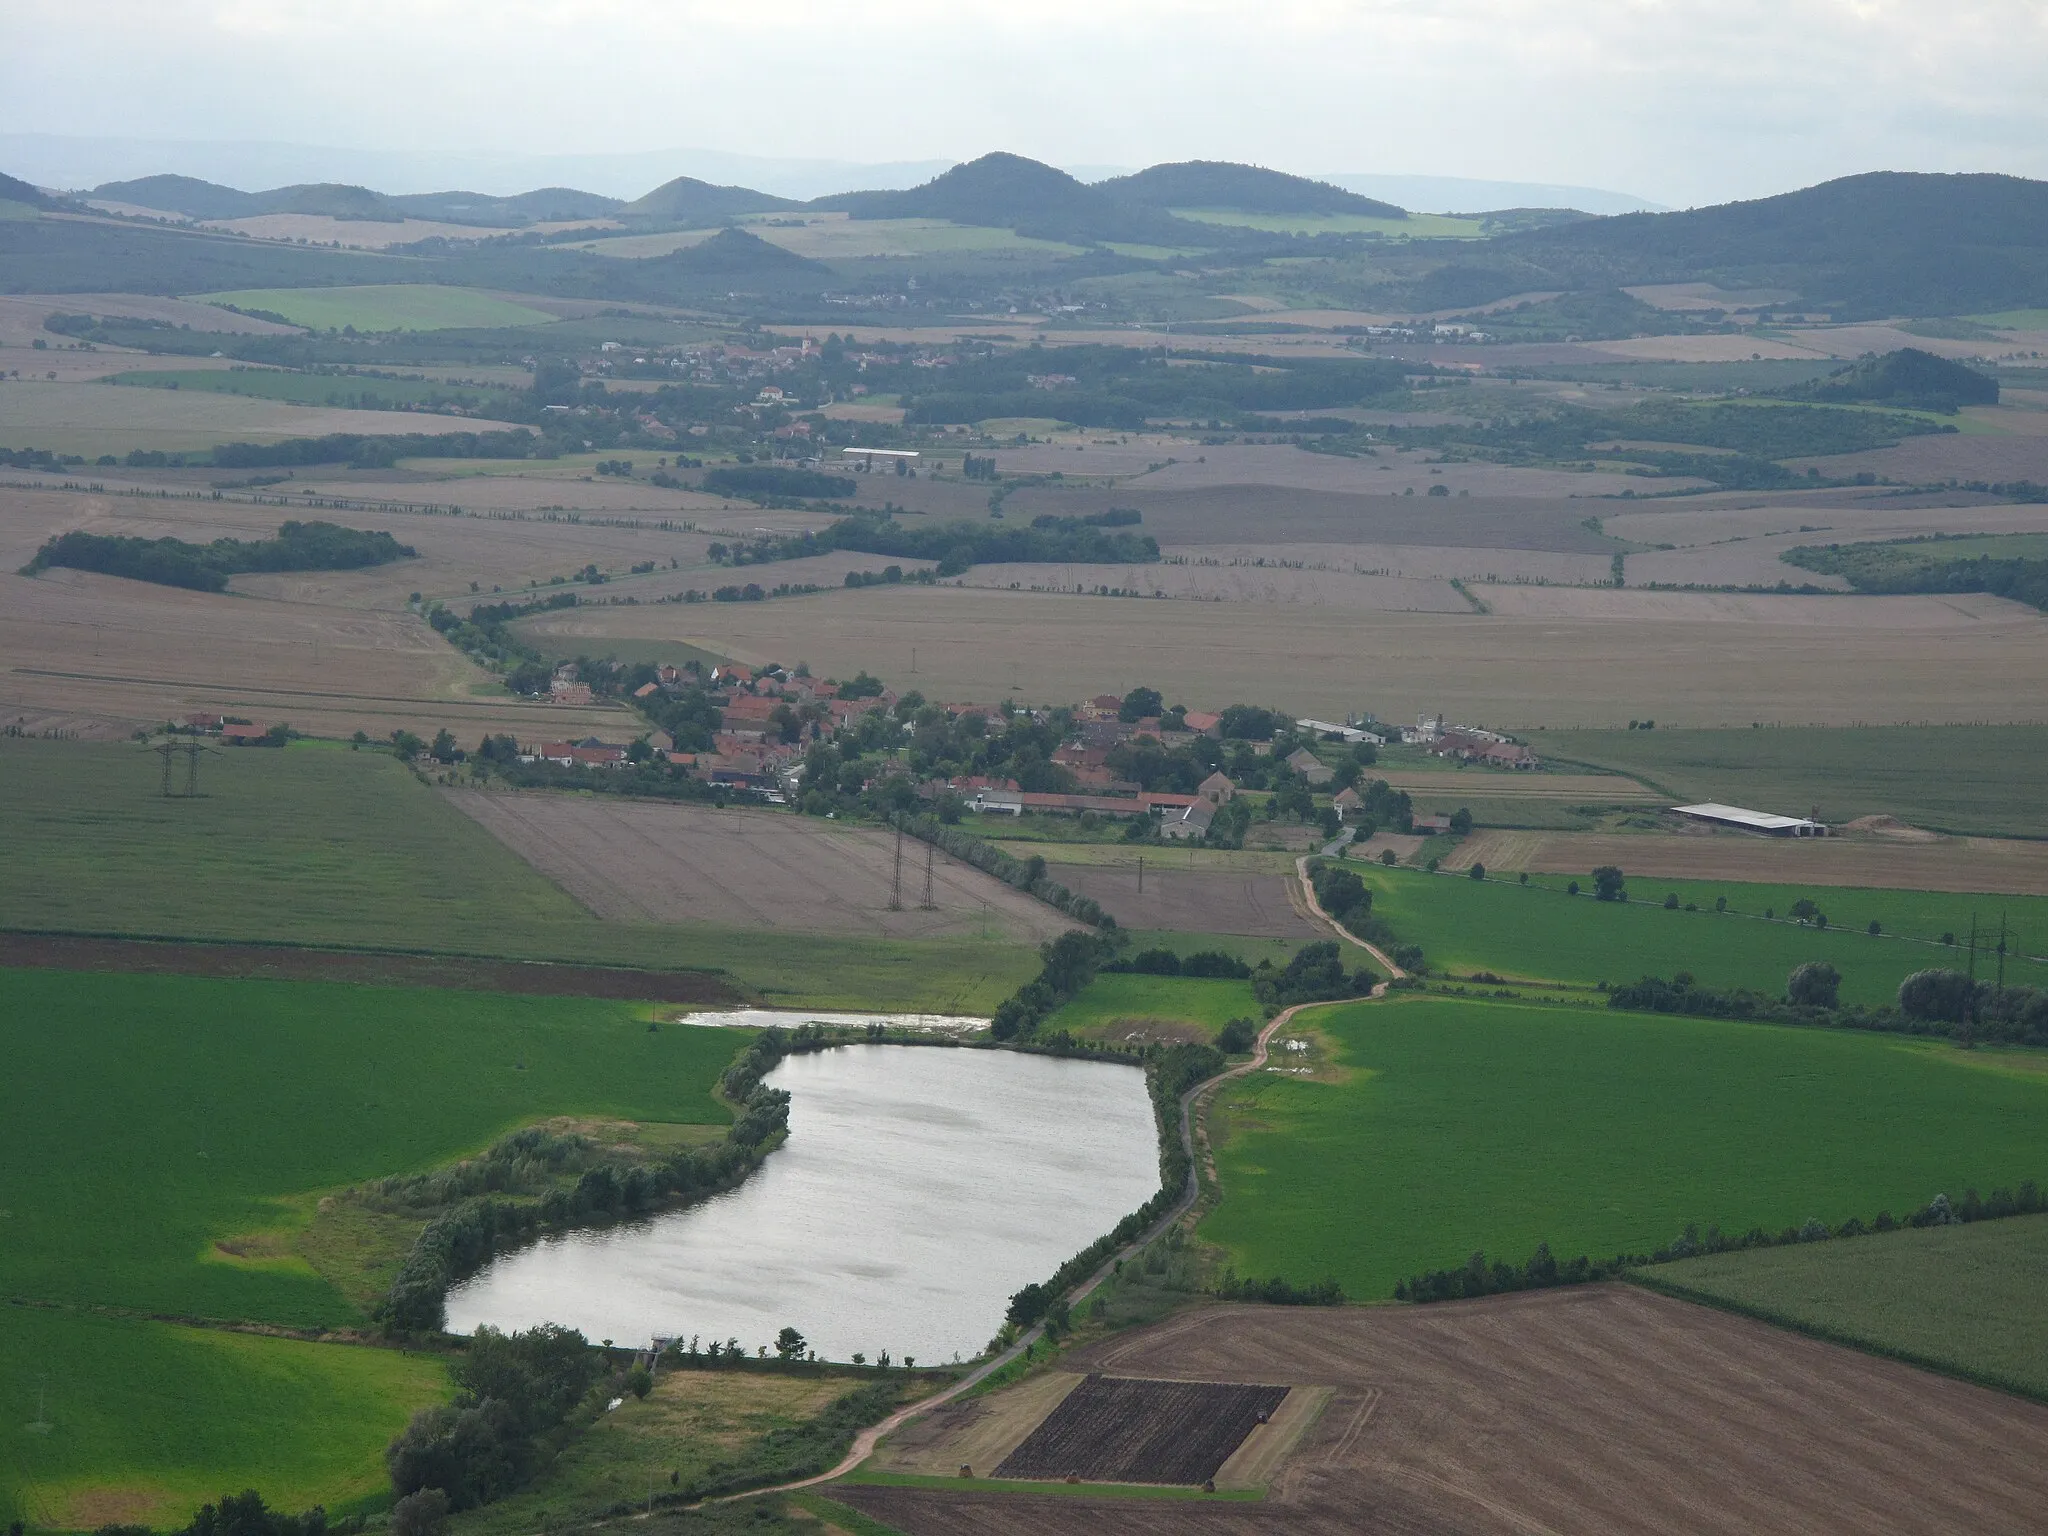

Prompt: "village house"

[539,739,628,768]
[1285,747,1335,786]
[1180,710,1223,737]
[1199,771,1237,805]
[1159,798,1217,841]
[1333,786,1364,820]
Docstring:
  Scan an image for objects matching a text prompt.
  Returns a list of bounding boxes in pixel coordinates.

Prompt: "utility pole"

[921,842,935,910]
[185,739,201,797]
[889,825,903,910]
[1963,914,1979,1049]
[1998,911,2008,995]
[1137,855,1144,894]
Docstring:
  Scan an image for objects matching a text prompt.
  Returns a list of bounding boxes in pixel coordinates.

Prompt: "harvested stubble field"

[961,562,1467,611]
[993,1375,1289,1484]
[997,441,1642,500]
[1162,540,1615,583]
[1788,432,2048,484]
[0,380,518,455]
[1448,827,2048,897]
[0,487,691,739]
[0,291,302,341]
[1006,484,1636,549]
[444,791,1076,943]
[1620,503,2048,589]
[533,583,2048,727]
[1532,725,2048,839]
[833,1286,2048,1536]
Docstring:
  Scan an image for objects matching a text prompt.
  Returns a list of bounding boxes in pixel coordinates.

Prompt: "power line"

[920,842,935,911]
[888,825,904,911]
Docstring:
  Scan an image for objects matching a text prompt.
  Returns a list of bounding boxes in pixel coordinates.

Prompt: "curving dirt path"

[1295,851,1407,982]
[717,1005,1313,1503]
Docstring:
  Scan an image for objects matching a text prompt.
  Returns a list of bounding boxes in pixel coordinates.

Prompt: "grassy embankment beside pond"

[0,966,749,1531]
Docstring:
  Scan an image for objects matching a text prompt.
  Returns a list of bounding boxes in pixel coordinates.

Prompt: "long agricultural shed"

[1673,802,1830,837]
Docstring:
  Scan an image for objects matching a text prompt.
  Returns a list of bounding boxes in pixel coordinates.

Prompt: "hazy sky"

[6,0,2046,206]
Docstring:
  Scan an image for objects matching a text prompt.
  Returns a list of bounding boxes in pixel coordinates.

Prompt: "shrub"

[1786,962,1841,1009]
[1216,1017,1258,1054]
[390,1489,449,1536]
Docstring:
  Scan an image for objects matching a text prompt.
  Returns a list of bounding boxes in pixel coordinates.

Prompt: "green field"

[110,368,519,412]
[1528,725,2048,838]
[0,1308,448,1532]
[1171,208,1485,239]
[0,968,742,1325]
[195,286,558,333]
[1356,865,2048,1002]
[1644,1213,2048,1401]
[0,740,1035,1011]
[0,964,752,1531]
[1043,972,1258,1046]
[1200,995,2048,1301]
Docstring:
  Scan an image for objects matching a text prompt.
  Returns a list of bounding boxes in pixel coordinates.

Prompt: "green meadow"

[1043,972,1259,1045]
[0,1308,448,1532]
[1527,725,2048,838]
[110,368,520,412]
[1201,996,2048,1302]
[1356,865,2048,1003]
[1647,1213,2048,1401]
[0,968,742,1326]
[0,740,1035,1011]
[197,285,559,332]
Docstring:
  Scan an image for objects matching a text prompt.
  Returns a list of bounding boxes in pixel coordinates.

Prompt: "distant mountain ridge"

[623,176,800,223]
[1494,171,2048,317]
[811,152,1216,245]
[1098,161,1403,219]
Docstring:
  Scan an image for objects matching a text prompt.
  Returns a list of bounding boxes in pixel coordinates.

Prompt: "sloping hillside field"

[1201,996,2048,1302]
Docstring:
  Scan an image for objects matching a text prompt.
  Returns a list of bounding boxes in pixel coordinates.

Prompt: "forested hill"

[622,176,799,223]
[1491,172,2048,318]
[1098,161,1404,218]
[814,152,1203,246]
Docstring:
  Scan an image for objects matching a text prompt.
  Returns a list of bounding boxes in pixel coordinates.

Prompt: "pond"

[444,1043,1159,1364]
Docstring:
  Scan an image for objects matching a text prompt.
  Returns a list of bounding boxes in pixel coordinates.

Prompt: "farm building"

[1199,771,1237,805]
[1297,718,1387,745]
[1673,802,1831,837]
[1159,798,1217,841]
[1285,747,1335,786]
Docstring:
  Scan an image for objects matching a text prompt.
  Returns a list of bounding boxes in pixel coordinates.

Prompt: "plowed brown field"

[834,1285,2048,1535]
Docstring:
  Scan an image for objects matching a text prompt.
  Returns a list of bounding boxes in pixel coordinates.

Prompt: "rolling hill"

[1495,172,2048,317]
[815,152,1208,247]
[1098,160,1404,218]
[0,170,57,210]
[622,175,800,225]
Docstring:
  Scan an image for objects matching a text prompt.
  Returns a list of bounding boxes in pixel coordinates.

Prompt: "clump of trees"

[1607,962,2048,1048]
[93,1489,339,1536]
[992,930,1122,1040]
[1104,947,1251,979]
[1213,1271,1345,1305]
[387,1324,602,1510]
[24,521,413,593]
[1252,942,1377,1011]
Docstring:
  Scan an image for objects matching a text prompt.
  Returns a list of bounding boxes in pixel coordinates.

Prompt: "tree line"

[24,520,414,592]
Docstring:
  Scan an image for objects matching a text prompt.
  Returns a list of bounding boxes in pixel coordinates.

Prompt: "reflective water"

[444,1044,1158,1363]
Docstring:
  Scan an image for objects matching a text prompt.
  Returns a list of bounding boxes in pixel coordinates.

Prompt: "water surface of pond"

[445,1044,1157,1363]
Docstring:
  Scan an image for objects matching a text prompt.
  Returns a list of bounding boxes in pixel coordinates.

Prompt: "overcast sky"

[6,0,2045,206]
